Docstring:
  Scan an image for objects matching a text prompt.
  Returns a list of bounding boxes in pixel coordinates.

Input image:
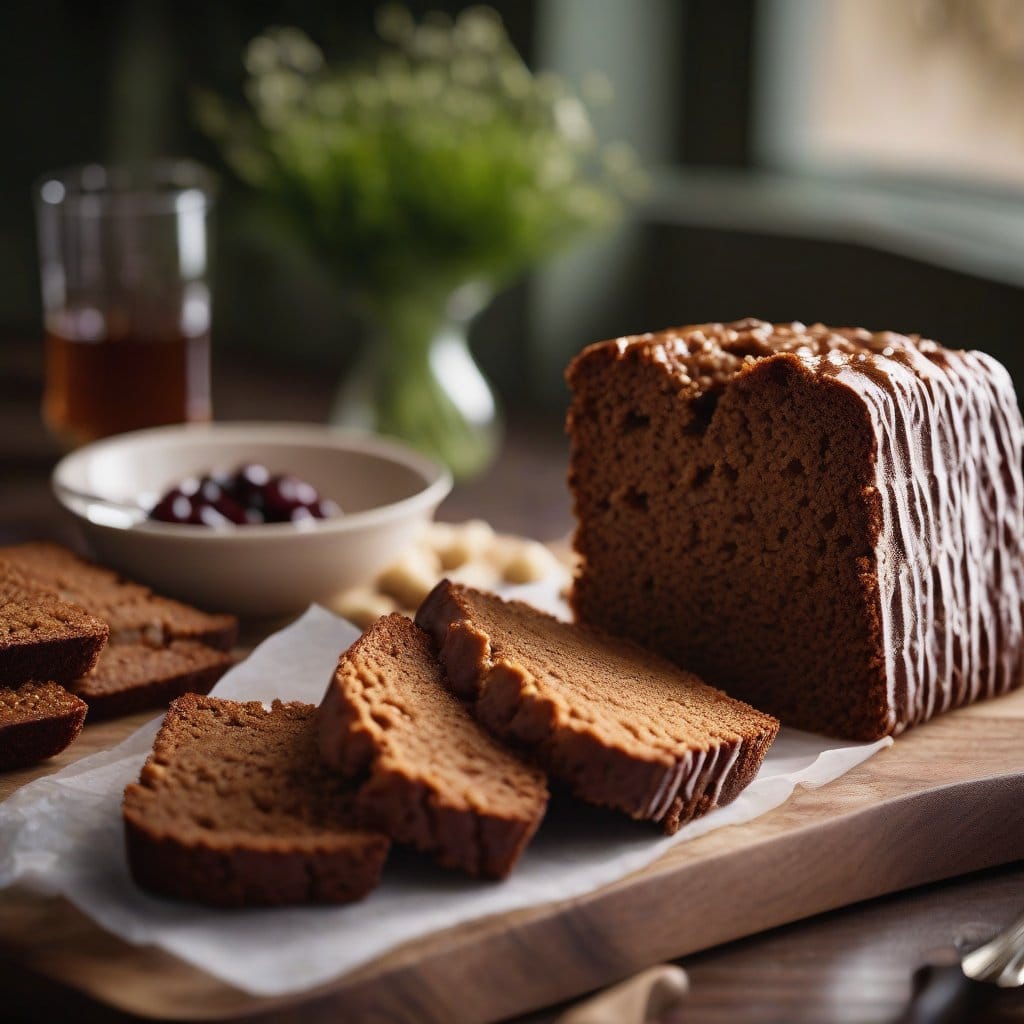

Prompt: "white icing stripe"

[644,738,743,822]
[830,347,1024,731]
[975,352,1024,697]
[708,739,742,804]
[681,747,708,801]
[646,750,694,821]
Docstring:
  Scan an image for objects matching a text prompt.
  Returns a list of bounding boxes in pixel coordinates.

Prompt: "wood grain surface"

[0,686,1022,1024]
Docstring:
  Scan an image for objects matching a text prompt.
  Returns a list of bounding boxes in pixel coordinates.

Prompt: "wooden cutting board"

[1,687,1023,1023]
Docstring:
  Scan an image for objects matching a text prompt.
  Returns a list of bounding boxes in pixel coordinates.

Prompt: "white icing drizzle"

[679,749,704,802]
[708,739,743,804]
[646,749,695,821]
[644,737,744,822]
[828,346,1024,731]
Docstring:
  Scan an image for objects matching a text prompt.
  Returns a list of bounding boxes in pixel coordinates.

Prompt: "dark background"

[3,0,1024,409]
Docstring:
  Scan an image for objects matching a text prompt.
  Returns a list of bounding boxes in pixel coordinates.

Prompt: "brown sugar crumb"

[123,695,390,907]
[0,680,88,770]
[0,568,108,687]
[565,319,1024,739]
[319,614,549,878]
[415,582,778,835]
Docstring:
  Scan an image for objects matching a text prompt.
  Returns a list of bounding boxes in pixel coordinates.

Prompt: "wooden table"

[1,341,1023,1024]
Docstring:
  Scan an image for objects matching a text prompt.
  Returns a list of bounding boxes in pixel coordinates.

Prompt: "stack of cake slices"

[125,581,779,906]
[0,567,107,769]
[0,543,237,719]
[0,543,239,770]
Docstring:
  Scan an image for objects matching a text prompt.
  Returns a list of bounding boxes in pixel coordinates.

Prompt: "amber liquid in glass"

[43,320,211,447]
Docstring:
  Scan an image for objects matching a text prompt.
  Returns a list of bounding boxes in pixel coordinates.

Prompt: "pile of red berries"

[148,464,341,527]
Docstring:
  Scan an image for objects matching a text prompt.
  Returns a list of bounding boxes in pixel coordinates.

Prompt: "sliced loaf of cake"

[0,568,108,686]
[123,695,390,906]
[416,582,779,834]
[0,681,88,771]
[319,614,549,878]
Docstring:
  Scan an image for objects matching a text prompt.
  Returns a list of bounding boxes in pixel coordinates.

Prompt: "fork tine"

[962,914,1024,984]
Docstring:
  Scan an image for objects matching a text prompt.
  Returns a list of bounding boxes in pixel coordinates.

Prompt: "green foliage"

[197,6,641,306]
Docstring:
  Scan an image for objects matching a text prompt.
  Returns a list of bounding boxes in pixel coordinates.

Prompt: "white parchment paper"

[0,595,891,997]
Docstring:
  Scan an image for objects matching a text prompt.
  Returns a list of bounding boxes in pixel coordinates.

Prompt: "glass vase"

[331,283,502,480]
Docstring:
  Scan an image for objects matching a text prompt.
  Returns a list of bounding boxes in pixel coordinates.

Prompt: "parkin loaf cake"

[0,681,88,771]
[123,695,390,907]
[0,567,108,686]
[319,614,549,878]
[416,581,779,835]
[566,319,1024,740]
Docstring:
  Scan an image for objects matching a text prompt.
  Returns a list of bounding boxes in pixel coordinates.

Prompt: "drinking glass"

[34,160,215,447]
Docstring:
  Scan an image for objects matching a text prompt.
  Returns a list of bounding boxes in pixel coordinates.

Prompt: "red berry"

[148,466,339,528]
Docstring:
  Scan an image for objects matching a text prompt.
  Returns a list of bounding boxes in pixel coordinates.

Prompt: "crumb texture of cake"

[0,680,88,770]
[0,543,238,650]
[415,582,778,834]
[566,318,1024,739]
[123,695,390,907]
[72,641,233,719]
[0,567,108,686]
[320,614,549,878]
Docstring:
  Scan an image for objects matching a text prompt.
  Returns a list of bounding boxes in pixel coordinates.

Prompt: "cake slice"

[0,568,108,686]
[123,695,390,907]
[0,540,125,593]
[319,614,549,878]
[0,543,237,650]
[566,320,1024,738]
[0,681,88,771]
[416,582,779,834]
[71,641,234,719]
[98,593,237,651]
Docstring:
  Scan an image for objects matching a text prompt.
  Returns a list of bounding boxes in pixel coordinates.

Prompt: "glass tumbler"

[34,161,215,447]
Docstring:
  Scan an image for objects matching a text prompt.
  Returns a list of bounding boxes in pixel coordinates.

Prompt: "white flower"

[553,96,593,147]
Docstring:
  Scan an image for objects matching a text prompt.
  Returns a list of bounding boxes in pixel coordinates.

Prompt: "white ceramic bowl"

[52,423,452,617]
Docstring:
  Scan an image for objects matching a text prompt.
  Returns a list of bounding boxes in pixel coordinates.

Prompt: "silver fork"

[898,912,1024,1022]
[962,910,1024,988]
